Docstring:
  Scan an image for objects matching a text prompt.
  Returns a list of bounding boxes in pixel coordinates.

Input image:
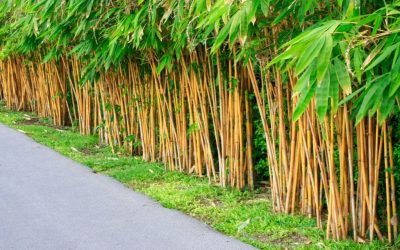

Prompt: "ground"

[0,104,397,250]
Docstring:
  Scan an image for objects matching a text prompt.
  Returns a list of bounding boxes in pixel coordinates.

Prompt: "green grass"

[0,105,397,250]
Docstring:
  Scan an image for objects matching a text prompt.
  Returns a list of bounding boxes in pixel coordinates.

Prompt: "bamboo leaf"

[353,47,362,83]
[283,21,340,48]
[239,8,248,43]
[338,85,365,107]
[334,58,352,95]
[268,45,302,67]
[365,42,400,72]
[211,22,230,54]
[295,36,325,76]
[293,81,317,122]
[260,0,270,16]
[389,76,400,97]
[329,64,339,112]
[355,84,379,124]
[316,68,330,121]
[229,15,240,46]
[317,34,332,83]
[355,75,389,124]
[379,95,396,124]
[362,41,385,70]
[372,15,382,36]
[157,54,172,74]
[293,66,311,95]
[272,6,291,26]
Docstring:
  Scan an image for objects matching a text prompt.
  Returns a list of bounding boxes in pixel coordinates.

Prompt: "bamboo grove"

[0,0,399,243]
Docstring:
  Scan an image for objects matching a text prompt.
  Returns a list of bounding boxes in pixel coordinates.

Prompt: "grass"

[0,105,397,250]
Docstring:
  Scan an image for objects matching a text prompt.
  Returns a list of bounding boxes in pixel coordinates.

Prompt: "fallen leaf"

[71,147,80,153]
[356,235,366,243]
[237,218,251,233]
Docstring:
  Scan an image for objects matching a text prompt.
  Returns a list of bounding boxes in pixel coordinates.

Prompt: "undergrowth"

[0,105,397,250]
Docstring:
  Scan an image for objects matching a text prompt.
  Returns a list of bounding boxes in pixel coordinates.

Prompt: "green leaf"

[362,41,385,70]
[295,36,325,76]
[329,64,339,112]
[365,42,400,72]
[239,8,248,43]
[260,0,270,16]
[334,58,352,95]
[355,84,379,124]
[86,0,94,18]
[293,66,311,95]
[316,68,330,121]
[157,54,172,74]
[355,75,389,124]
[317,34,332,83]
[272,6,291,26]
[344,0,355,18]
[389,76,400,97]
[268,44,303,67]
[283,21,339,48]
[353,48,362,83]
[338,85,365,107]
[293,81,317,122]
[379,92,395,124]
[369,88,386,116]
[372,15,382,36]
[229,15,240,46]
[211,22,230,54]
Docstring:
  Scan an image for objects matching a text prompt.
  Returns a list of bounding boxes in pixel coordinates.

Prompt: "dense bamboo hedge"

[0,0,399,243]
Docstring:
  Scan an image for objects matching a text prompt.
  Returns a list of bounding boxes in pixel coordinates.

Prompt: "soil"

[199,197,223,207]
[17,116,68,130]
[17,117,40,125]
[253,232,312,249]
[80,147,96,155]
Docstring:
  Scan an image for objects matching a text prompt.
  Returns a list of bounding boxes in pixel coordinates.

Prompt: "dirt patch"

[253,232,312,248]
[242,192,270,205]
[17,117,40,125]
[127,180,157,191]
[48,124,69,130]
[16,116,68,130]
[254,192,269,199]
[199,197,223,207]
[80,147,97,155]
[174,185,189,190]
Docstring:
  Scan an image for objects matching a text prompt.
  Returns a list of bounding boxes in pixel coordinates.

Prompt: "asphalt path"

[0,123,255,250]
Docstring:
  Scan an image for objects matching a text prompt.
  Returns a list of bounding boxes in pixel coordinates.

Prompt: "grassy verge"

[0,105,396,250]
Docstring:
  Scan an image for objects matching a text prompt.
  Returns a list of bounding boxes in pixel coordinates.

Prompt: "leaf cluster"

[0,0,398,122]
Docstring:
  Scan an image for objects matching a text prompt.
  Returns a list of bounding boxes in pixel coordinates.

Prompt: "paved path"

[0,123,254,250]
